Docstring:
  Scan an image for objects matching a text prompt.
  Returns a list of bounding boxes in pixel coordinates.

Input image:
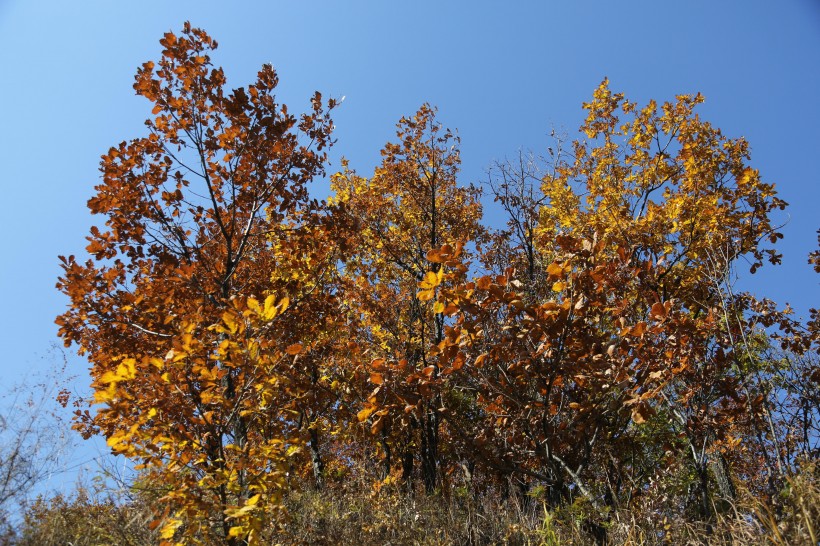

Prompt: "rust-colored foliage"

[57,23,337,544]
[57,26,820,545]
[431,80,803,520]
[330,105,485,492]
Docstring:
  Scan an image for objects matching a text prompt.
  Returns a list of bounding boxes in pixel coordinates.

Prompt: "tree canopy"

[56,24,819,545]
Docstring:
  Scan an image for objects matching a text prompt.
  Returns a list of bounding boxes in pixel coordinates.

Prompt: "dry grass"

[8,463,817,545]
[278,464,819,546]
[11,482,159,546]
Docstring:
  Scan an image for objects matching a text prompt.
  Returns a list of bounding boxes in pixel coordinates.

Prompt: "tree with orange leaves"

[55,23,820,543]
[330,105,484,492]
[57,23,337,544]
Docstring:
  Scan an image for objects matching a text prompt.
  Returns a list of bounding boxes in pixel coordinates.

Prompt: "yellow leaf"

[246,494,261,506]
[433,301,445,314]
[159,518,183,539]
[94,382,118,403]
[106,431,128,448]
[417,288,435,301]
[247,297,261,315]
[121,358,137,379]
[228,526,246,537]
[552,281,567,292]
[547,262,564,277]
[148,357,164,369]
[222,311,239,334]
[419,270,440,290]
[100,358,137,384]
[99,370,121,384]
[263,294,278,320]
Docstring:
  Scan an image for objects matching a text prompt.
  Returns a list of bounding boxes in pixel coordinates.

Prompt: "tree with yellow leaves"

[431,79,791,527]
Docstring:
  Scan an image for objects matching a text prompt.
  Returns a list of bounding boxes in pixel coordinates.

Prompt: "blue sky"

[1,1,818,490]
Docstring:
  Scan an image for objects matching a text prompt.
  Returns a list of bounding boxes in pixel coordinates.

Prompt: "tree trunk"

[380,430,392,480]
[695,461,713,528]
[711,452,735,503]
[402,449,414,492]
[421,406,438,493]
[309,426,324,489]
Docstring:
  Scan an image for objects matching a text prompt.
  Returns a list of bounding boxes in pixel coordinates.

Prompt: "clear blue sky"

[1,0,818,489]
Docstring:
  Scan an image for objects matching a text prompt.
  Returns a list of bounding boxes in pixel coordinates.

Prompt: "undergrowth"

[10,462,818,545]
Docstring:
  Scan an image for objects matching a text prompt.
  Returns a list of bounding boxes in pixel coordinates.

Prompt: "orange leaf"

[357,406,375,422]
[547,262,564,277]
[426,248,444,263]
[650,302,667,319]
[370,358,386,370]
[631,404,654,425]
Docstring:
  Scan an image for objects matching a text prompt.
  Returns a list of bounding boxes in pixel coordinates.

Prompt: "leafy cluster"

[55,25,819,545]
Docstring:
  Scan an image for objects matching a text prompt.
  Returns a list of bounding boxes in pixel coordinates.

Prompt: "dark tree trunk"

[420,407,438,494]
[712,453,735,504]
[309,426,324,489]
[402,449,415,492]
[380,430,392,480]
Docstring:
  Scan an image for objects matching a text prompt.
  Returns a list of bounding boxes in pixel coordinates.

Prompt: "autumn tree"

[55,24,820,543]
[534,81,791,516]
[330,105,484,492]
[431,80,791,527]
[56,24,337,544]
